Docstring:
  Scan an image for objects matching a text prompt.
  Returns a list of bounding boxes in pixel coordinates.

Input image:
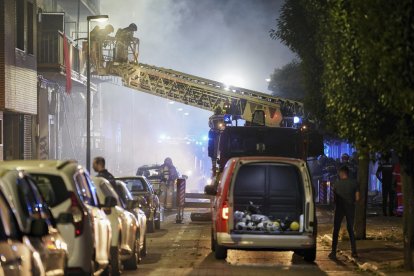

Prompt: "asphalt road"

[124,210,366,276]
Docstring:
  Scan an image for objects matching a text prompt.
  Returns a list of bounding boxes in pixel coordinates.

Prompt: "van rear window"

[233,162,304,234]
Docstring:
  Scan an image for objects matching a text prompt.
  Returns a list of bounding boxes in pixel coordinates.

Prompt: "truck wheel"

[303,247,316,262]
[214,239,227,260]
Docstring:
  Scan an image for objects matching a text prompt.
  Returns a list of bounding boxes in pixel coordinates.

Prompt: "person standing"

[160,157,178,210]
[329,166,360,259]
[376,156,395,216]
[93,156,116,190]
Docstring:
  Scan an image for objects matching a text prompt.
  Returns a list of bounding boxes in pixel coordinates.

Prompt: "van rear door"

[230,162,305,234]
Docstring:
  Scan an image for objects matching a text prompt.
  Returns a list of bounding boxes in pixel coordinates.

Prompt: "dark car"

[116,176,161,233]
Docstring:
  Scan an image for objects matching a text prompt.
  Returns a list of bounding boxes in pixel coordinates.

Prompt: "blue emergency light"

[224,114,232,124]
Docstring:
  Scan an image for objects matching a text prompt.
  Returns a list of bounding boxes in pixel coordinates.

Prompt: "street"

[125,210,364,276]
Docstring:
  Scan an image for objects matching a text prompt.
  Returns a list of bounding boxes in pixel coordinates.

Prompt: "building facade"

[0,0,38,161]
[36,0,101,162]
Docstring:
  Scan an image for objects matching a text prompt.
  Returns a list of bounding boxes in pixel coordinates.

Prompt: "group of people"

[91,156,179,210]
[89,23,139,72]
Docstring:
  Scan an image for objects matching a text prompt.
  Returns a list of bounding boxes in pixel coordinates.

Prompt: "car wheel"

[123,238,139,270]
[211,229,215,252]
[147,219,155,233]
[89,259,96,276]
[155,212,161,230]
[142,235,147,257]
[303,246,316,262]
[214,238,227,260]
[107,244,122,276]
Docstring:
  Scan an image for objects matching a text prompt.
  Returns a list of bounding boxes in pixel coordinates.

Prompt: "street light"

[86,15,108,173]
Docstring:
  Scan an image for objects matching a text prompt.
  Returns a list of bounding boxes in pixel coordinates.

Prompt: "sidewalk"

[318,209,408,275]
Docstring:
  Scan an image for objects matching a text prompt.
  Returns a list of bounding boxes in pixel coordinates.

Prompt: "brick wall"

[0,0,5,109]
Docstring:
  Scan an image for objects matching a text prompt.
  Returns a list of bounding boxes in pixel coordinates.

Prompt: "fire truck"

[92,25,323,217]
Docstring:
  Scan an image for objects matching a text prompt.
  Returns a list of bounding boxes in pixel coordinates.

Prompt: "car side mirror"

[126,199,139,210]
[137,195,147,207]
[104,196,117,208]
[57,213,74,224]
[204,185,217,196]
[30,218,49,237]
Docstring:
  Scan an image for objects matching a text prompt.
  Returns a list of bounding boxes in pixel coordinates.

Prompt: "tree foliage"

[268,60,305,101]
[274,0,414,269]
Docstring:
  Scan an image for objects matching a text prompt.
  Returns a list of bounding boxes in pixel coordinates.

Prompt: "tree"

[268,60,306,101]
[271,0,327,124]
[275,0,414,269]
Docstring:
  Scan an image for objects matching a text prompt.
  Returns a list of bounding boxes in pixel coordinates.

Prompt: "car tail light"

[221,203,229,220]
[69,192,85,237]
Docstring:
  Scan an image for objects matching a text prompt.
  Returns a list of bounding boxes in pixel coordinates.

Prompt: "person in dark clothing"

[376,157,395,216]
[93,156,116,190]
[329,166,360,260]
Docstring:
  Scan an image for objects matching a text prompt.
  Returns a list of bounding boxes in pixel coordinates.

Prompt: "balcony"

[57,0,100,18]
[38,31,89,86]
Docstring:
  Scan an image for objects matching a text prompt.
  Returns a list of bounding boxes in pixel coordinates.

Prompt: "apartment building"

[0,0,38,161]
[37,0,101,161]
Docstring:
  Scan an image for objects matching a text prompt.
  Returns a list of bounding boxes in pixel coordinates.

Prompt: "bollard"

[175,178,186,223]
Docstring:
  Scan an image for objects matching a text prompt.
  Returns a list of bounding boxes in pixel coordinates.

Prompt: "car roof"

[231,156,306,164]
[0,160,79,170]
[116,176,143,179]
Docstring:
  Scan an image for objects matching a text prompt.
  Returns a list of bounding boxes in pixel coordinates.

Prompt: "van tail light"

[69,192,85,237]
[217,201,229,233]
[221,202,229,220]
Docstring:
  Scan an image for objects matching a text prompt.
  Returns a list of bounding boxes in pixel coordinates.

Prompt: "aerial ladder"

[91,27,314,221]
[92,31,304,127]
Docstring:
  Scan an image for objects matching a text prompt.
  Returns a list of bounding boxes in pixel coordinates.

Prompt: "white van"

[206,157,317,262]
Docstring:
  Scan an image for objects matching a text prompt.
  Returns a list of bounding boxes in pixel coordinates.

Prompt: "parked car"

[205,157,317,262]
[116,176,161,233]
[93,176,140,274]
[0,160,112,275]
[0,188,45,276]
[0,167,68,275]
[113,180,147,257]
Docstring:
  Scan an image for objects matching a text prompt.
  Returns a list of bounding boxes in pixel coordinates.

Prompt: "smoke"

[100,0,293,92]
[92,0,293,190]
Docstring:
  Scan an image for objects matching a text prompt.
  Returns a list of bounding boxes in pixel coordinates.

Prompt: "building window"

[27,2,34,54]
[16,0,25,51]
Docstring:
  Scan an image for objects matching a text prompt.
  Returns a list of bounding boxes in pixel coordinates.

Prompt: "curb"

[321,234,385,276]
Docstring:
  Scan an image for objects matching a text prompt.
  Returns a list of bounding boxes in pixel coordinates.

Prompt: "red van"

[206,156,317,262]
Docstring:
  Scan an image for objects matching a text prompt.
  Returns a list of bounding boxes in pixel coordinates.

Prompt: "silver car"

[0,188,45,276]
[0,168,68,275]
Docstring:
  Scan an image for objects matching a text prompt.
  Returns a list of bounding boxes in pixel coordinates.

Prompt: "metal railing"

[38,31,82,74]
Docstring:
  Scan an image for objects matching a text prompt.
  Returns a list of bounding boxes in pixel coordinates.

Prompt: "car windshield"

[0,191,19,240]
[98,181,121,206]
[122,178,147,193]
[31,174,70,208]
[115,181,134,208]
